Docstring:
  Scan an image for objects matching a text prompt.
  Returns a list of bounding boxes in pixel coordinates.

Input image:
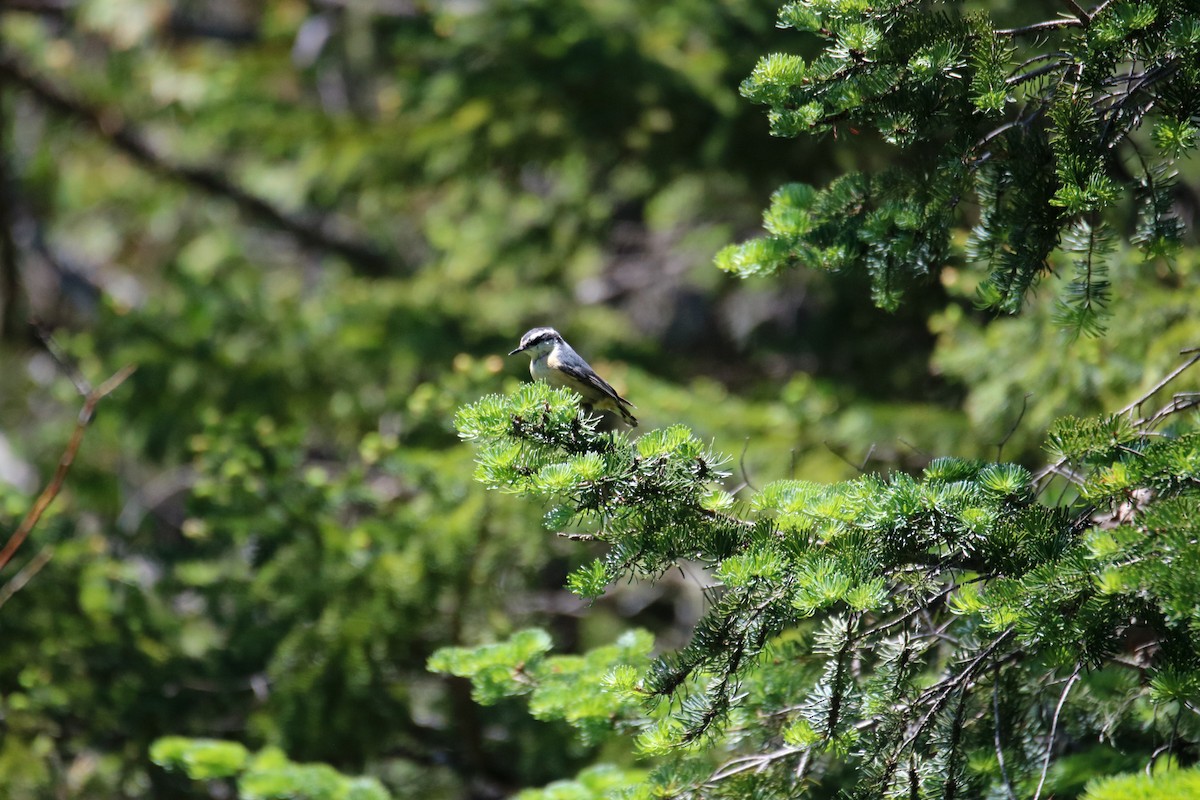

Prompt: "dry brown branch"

[0,364,135,573]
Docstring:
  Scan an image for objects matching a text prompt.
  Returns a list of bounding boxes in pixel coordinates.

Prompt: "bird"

[509,327,638,427]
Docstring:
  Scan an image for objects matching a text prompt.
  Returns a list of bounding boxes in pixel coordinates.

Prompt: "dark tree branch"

[1007,59,1072,87]
[1064,0,1091,25]
[0,53,396,277]
[0,0,73,15]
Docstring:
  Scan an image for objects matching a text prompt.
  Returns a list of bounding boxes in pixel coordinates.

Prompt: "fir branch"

[1097,61,1183,149]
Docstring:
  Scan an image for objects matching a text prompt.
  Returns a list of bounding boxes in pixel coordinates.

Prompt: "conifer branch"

[900,628,1015,752]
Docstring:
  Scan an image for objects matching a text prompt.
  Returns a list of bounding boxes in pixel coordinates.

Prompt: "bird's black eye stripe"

[525,330,558,347]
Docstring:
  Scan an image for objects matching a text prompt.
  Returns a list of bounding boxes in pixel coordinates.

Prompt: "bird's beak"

[508,346,524,356]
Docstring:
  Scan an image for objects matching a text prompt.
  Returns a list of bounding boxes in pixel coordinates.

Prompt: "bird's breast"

[530,355,562,385]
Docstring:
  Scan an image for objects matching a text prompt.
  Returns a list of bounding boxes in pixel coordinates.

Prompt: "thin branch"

[1064,0,1091,25]
[993,666,1018,800]
[996,392,1031,461]
[1034,349,1200,492]
[1097,61,1182,149]
[858,443,876,472]
[0,546,52,610]
[709,745,802,782]
[33,322,91,395]
[995,18,1083,37]
[731,437,756,493]
[1009,52,1073,75]
[900,628,1015,752]
[1006,60,1072,87]
[0,54,394,277]
[0,0,75,13]
[794,748,811,782]
[856,577,991,640]
[0,364,135,572]
[823,440,873,475]
[1033,666,1081,800]
[1119,349,1200,418]
[1138,394,1200,430]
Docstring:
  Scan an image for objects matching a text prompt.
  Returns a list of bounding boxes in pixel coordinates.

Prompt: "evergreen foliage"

[718,0,1200,334]
[150,737,391,800]
[443,377,1200,797]
[1,0,1199,798]
[1083,764,1200,800]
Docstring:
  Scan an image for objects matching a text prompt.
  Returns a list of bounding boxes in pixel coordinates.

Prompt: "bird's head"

[509,327,562,358]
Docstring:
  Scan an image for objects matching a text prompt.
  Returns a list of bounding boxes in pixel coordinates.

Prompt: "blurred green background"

[0,0,1196,797]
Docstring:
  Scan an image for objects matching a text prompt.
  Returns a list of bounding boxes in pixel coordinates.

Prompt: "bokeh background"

[0,0,1197,797]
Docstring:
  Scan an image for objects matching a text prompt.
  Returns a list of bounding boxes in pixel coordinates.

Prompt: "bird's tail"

[617,402,638,428]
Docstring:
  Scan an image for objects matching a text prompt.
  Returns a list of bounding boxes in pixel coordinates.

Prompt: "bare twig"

[1006,60,1072,87]
[1033,666,1081,800]
[858,443,876,472]
[1009,52,1073,75]
[0,54,393,276]
[709,745,802,782]
[0,546,53,610]
[1064,0,1091,25]
[993,666,1018,800]
[995,18,1083,37]
[1138,394,1200,430]
[1119,348,1200,418]
[0,364,135,572]
[737,437,756,492]
[32,322,91,395]
[996,392,1031,461]
[823,440,873,475]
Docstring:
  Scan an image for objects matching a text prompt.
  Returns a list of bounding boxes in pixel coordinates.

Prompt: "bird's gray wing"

[557,361,635,408]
